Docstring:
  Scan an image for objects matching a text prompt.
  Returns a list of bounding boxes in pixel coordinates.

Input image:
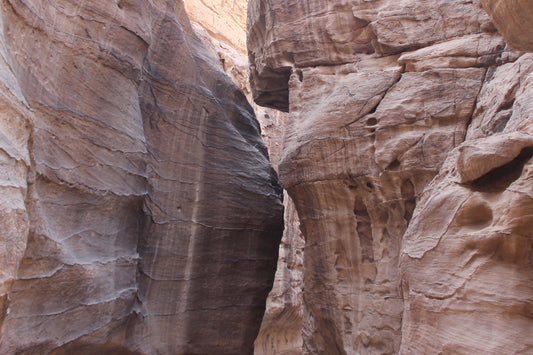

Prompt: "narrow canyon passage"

[0,0,532,354]
[187,0,533,353]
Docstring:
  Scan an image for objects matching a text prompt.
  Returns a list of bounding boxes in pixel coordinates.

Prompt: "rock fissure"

[0,0,284,354]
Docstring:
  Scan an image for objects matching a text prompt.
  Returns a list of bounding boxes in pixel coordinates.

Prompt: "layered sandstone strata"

[0,0,283,354]
[249,0,532,353]
[185,0,248,52]
[182,3,304,353]
[400,53,533,354]
[185,0,287,167]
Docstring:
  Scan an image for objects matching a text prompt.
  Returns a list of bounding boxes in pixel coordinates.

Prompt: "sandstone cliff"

[481,0,533,51]
[0,0,283,354]
[184,0,287,167]
[182,3,304,353]
[249,0,533,354]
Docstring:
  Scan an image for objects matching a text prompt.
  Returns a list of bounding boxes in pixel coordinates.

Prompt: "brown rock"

[0,66,31,340]
[248,0,533,353]
[247,0,374,112]
[457,132,533,183]
[0,0,283,354]
[247,0,493,112]
[369,0,492,56]
[467,54,533,139]
[184,0,248,53]
[398,33,507,72]
[254,193,304,355]
[400,50,533,355]
[185,0,288,171]
[277,64,484,354]
[183,4,304,355]
[481,0,533,51]
[401,144,533,353]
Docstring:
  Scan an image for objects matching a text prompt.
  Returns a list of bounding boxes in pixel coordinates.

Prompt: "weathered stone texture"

[249,0,532,353]
[186,0,287,170]
[0,57,31,342]
[184,6,304,355]
[254,192,304,355]
[400,53,533,354]
[184,0,248,52]
[0,0,283,354]
[481,0,533,51]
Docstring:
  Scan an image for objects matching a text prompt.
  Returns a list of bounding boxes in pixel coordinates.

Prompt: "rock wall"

[481,0,533,51]
[0,0,283,354]
[248,0,533,354]
[184,0,287,167]
[254,192,304,355]
[184,0,248,53]
[182,3,304,354]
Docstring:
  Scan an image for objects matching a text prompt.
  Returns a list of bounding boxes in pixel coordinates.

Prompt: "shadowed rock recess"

[249,0,533,354]
[0,0,284,354]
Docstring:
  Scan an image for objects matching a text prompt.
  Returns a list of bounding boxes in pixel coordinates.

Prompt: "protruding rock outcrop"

[481,0,533,51]
[248,0,532,353]
[0,1,283,354]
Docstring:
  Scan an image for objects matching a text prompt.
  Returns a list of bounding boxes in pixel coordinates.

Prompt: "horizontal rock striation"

[181,4,305,354]
[0,0,283,354]
[248,0,532,353]
[185,0,288,170]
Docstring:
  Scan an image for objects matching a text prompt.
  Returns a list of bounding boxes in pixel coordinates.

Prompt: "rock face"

[185,0,287,168]
[0,0,283,354]
[249,0,533,353]
[184,0,248,52]
[481,0,533,51]
[182,4,304,354]
[400,54,533,354]
[254,192,304,355]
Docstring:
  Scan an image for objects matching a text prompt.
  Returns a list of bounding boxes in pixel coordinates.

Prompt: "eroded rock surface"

[254,192,304,355]
[401,54,533,354]
[182,4,305,354]
[185,0,287,169]
[249,0,532,353]
[481,0,533,51]
[0,0,283,354]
